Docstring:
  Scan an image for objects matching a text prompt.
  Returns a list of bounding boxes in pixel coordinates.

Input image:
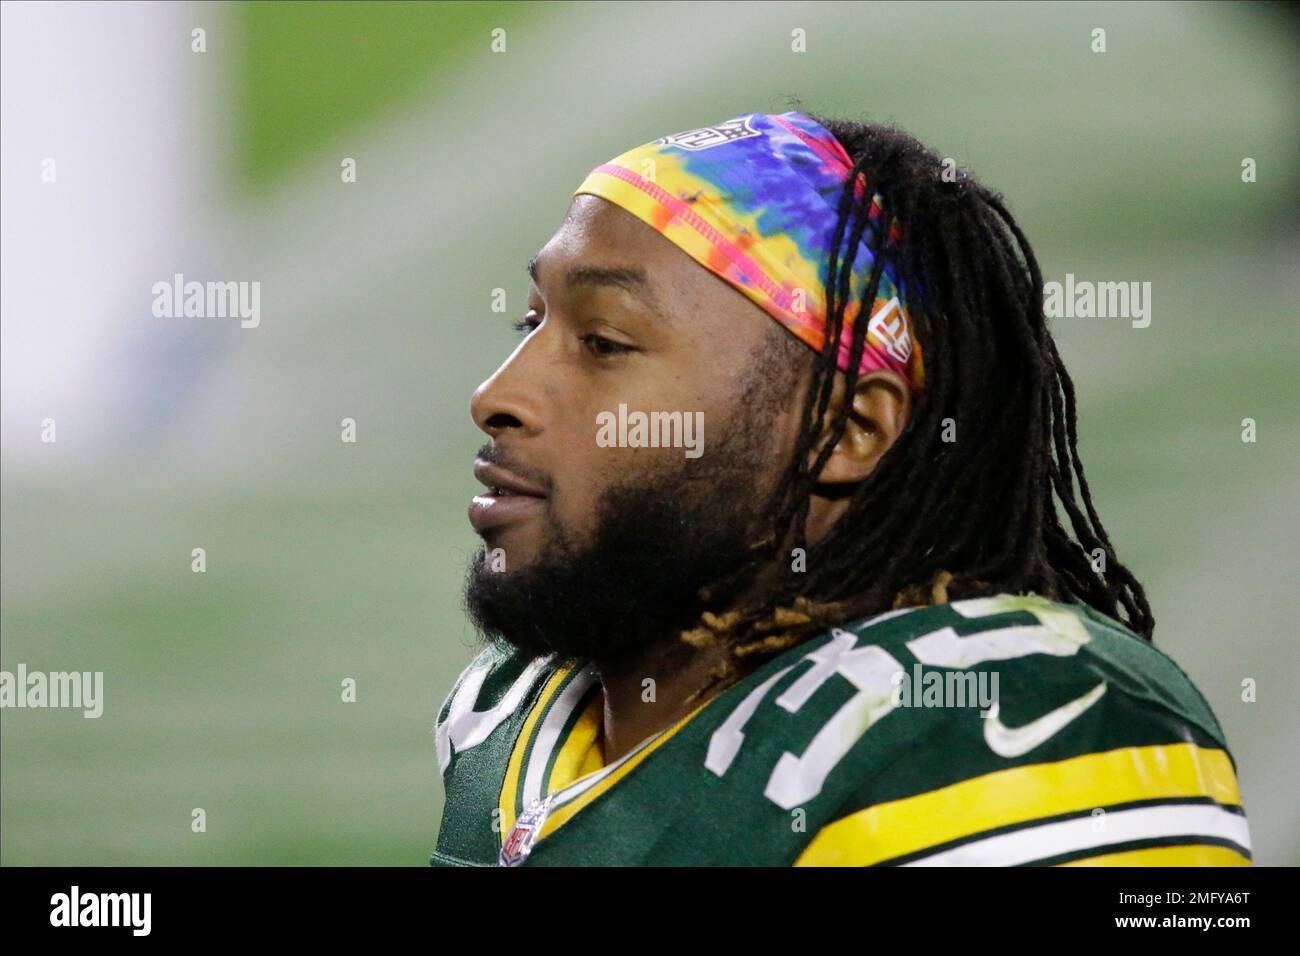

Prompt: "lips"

[473,460,547,498]
[469,459,547,533]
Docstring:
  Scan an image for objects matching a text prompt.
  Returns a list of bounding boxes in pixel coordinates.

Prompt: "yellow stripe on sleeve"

[795,743,1241,867]
[1056,844,1251,867]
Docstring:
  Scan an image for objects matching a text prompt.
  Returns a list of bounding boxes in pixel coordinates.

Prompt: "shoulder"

[435,642,556,775]
[846,593,1228,747]
[704,594,1250,866]
[433,643,562,866]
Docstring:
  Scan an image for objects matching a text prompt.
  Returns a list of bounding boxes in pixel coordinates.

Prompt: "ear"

[811,370,912,485]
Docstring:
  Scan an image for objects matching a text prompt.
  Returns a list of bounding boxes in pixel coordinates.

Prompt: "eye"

[581,333,634,358]
[512,313,540,336]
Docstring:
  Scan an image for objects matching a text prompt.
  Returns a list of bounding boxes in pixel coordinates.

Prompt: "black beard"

[463,445,776,677]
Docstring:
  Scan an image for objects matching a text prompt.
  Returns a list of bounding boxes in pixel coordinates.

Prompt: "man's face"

[464,194,810,670]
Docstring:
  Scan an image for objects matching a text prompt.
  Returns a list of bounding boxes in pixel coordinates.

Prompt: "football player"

[434,112,1250,867]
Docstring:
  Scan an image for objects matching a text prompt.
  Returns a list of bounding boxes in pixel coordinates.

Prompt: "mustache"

[475,443,554,495]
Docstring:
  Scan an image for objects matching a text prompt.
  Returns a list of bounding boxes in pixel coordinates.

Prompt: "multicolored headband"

[572,111,924,392]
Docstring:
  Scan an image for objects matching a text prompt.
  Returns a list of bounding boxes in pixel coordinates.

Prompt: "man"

[433,112,1250,866]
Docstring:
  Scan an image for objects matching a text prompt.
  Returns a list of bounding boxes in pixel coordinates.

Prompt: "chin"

[476,531,542,571]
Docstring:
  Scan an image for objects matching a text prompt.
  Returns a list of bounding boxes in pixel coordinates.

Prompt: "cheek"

[549,443,679,537]
[542,362,721,518]
[544,442,609,539]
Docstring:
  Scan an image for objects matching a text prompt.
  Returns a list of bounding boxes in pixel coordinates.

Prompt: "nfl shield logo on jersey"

[499,797,552,867]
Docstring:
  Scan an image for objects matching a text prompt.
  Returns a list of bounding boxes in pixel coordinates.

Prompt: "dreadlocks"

[684,115,1154,689]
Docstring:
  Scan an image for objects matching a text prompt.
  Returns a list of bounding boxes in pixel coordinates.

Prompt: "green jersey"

[432,594,1250,867]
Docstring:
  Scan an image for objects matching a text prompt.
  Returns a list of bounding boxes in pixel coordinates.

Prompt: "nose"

[470,339,547,440]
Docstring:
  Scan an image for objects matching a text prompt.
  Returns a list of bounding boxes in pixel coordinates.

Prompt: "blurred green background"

[1,1,1296,865]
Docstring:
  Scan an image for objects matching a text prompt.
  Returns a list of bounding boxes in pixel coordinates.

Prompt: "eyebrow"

[527,255,663,314]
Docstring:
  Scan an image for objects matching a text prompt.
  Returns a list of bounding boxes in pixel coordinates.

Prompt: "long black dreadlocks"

[683,115,1154,685]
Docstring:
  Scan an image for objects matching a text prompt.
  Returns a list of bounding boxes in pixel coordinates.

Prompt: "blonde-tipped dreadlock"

[680,569,1003,706]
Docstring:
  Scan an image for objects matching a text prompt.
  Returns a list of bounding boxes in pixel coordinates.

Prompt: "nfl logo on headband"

[654,117,762,152]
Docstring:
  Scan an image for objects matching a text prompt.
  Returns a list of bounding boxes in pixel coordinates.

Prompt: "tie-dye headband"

[572,111,924,391]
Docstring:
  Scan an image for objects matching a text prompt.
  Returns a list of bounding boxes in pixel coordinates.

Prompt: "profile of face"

[464,194,910,674]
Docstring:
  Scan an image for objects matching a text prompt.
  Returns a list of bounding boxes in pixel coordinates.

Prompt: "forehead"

[544,194,680,266]
[532,195,742,316]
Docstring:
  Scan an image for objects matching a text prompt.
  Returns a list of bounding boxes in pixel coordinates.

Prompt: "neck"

[596,640,736,762]
[590,551,798,761]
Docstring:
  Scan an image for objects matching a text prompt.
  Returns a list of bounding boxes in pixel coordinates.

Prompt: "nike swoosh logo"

[984,681,1107,758]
